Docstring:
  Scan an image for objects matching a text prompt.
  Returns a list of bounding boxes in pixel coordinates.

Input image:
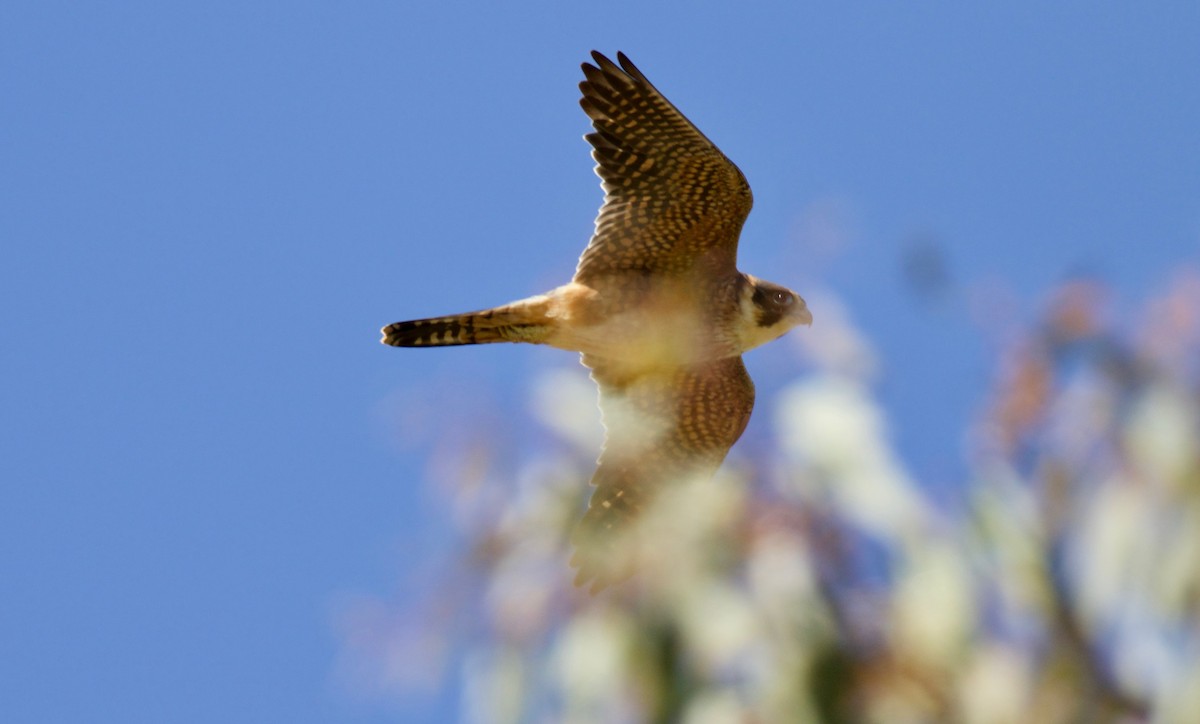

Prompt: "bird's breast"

[542,280,738,369]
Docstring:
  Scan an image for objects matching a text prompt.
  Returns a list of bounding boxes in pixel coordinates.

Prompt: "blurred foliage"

[351,272,1200,723]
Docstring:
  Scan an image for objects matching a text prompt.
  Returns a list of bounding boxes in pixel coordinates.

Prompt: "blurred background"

[3,2,1199,722]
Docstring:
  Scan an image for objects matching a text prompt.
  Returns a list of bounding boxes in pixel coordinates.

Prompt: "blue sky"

[3,2,1198,721]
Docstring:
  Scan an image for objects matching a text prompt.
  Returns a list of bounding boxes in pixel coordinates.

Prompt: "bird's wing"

[574,51,753,283]
[571,354,755,591]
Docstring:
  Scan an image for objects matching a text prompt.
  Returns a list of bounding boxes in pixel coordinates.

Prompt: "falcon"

[382,51,811,591]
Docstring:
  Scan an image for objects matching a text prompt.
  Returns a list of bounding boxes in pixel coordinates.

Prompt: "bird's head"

[736,275,812,352]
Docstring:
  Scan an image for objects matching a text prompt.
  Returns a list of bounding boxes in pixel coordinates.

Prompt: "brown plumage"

[575,51,753,281]
[382,51,812,592]
[571,355,756,589]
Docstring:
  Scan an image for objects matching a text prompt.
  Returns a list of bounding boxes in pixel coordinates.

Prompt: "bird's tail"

[380,296,553,348]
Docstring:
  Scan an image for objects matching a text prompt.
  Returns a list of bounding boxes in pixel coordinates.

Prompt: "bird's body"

[382,52,811,590]
[384,274,783,373]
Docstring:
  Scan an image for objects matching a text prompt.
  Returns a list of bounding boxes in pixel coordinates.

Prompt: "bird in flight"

[382,51,811,591]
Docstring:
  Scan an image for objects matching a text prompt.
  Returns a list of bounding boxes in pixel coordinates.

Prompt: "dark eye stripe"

[752,285,787,327]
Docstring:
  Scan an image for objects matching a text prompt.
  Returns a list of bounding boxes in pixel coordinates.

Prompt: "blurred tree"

[349,271,1200,723]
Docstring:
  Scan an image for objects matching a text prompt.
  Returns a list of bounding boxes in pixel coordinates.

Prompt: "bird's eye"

[772,291,792,306]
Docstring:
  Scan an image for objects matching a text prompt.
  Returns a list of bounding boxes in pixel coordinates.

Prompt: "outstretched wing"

[571,355,756,591]
[574,51,753,283]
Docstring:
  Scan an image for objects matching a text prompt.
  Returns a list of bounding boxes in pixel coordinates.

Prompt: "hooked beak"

[794,300,813,327]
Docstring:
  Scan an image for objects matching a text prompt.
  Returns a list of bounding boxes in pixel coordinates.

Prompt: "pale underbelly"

[544,310,725,369]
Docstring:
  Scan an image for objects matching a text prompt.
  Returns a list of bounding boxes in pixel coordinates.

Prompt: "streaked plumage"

[382,51,811,591]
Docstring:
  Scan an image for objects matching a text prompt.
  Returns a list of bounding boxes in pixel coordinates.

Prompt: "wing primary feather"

[616,51,651,85]
[581,63,614,90]
[569,356,756,591]
[573,50,753,282]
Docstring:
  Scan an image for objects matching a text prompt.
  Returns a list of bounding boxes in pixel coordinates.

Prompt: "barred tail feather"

[380,302,551,348]
[380,311,502,347]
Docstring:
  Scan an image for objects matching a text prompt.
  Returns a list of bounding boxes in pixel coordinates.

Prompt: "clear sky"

[3,2,1198,722]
